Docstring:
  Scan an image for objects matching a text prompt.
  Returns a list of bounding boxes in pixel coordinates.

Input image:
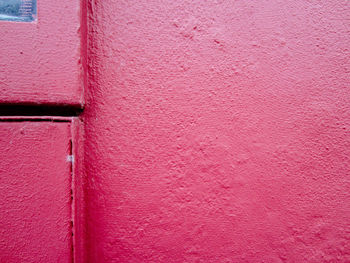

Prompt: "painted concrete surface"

[0,121,73,262]
[85,0,350,262]
[0,0,84,106]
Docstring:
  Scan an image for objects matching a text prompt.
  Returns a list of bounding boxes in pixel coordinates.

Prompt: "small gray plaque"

[0,0,36,22]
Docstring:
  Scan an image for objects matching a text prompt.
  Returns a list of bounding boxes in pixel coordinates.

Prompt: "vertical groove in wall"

[68,134,75,263]
[71,118,86,263]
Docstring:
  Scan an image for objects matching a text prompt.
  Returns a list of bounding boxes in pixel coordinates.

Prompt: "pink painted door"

[0,120,73,262]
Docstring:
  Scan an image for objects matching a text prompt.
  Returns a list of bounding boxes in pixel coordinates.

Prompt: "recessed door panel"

[0,121,72,262]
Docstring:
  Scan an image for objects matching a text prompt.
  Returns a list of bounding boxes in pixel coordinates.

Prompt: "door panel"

[0,121,72,262]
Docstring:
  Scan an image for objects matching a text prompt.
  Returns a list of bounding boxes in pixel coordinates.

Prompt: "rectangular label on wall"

[0,0,36,22]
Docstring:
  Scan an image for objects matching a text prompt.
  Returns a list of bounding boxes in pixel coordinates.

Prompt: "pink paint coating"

[0,0,85,107]
[84,0,350,262]
[0,121,73,262]
[0,0,349,262]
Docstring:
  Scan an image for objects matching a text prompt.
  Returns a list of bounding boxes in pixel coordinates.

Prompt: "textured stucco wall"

[85,1,350,262]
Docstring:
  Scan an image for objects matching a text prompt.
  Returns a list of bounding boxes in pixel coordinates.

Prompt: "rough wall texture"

[85,0,350,262]
[0,0,84,106]
[0,121,72,262]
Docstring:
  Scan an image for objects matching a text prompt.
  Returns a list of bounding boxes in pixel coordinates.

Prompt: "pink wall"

[84,0,350,262]
[1,0,349,262]
[0,0,84,106]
